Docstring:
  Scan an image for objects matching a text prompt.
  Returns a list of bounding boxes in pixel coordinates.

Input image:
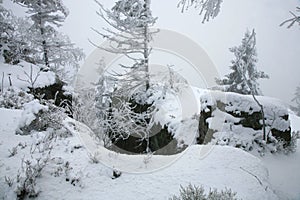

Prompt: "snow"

[0,61,56,90]
[151,84,199,146]
[260,113,300,200]
[192,88,291,153]
[194,88,289,117]
[290,111,300,132]
[0,108,280,200]
[0,79,299,199]
[18,99,48,127]
[262,143,300,200]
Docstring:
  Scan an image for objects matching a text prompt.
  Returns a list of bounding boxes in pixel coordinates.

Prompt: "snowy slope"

[0,108,279,200]
[0,61,55,90]
[261,113,300,200]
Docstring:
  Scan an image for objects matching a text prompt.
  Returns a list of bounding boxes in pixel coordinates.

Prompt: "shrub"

[16,99,71,136]
[15,157,49,200]
[0,87,33,109]
[170,184,239,200]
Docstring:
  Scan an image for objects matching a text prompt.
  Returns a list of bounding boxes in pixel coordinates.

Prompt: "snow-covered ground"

[0,61,55,90]
[0,107,283,200]
[0,106,300,199]
[0,66,299,199]
[261,113,300,200]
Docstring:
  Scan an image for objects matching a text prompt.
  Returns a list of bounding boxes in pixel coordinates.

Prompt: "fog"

[4,0,300,105]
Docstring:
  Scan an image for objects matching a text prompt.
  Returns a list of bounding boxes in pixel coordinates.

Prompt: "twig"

[1,72,4,93]
[240,167,267,191]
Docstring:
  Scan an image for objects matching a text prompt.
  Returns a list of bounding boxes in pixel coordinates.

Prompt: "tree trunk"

[38,0,49,70]
[251,93,267,142]
[144,0,150,90]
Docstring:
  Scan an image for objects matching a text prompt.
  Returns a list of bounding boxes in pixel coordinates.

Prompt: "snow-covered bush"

[17,99,48,134]
[0,87,33,109]
[15,157,49,200]
[284,131,300,153]
[17,99,70,136]
[72,87,98,131]
[169,184,239,200]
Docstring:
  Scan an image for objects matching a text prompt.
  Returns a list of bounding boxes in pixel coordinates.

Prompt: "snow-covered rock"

[196,89,291,152]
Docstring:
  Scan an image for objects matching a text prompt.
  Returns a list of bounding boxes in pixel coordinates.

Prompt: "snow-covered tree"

[0,3,11,45]
[217,29,268,141]
[92,0,160,152]
[280,7,300,28]
[0,3,15,62]
[12,0,68,68]
[1,13,36,64]
[93,0,157,91]
[216,29,269,95]
[12,0,84,81]
[0,2,36,64]
[177,0,223,23]
[292,85,300,116]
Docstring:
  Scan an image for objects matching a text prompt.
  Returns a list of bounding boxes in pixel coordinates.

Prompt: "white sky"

[3,0,300,105]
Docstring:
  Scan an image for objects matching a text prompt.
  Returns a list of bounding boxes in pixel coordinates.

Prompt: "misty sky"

[3,0,300,106]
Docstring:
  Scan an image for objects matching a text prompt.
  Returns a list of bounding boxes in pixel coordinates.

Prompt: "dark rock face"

[30,79,72,113]
[198,105,213,144]
[110,123,177,155]
[108,99,178,155]
[198,92,291,148]
[271,127,291,145]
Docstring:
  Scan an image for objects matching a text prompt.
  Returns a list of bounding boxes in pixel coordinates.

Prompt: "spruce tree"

[0,3,15,62]
[218,29,269,141]
[12,0,84,82]
[94,0,168,153]
[216,29,269,95]
[93,0,157,92]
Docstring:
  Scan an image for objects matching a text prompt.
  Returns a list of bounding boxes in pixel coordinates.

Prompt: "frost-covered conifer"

[0,3,15,62]
[216,29,269,95]
[94,0,157,91]
[12,0,68,67]
[12,0,84,82]
[177,0,223,23]
[217,29,269,141]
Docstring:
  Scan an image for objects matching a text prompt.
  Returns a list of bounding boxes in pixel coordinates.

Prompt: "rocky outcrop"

[197,90,291,150]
